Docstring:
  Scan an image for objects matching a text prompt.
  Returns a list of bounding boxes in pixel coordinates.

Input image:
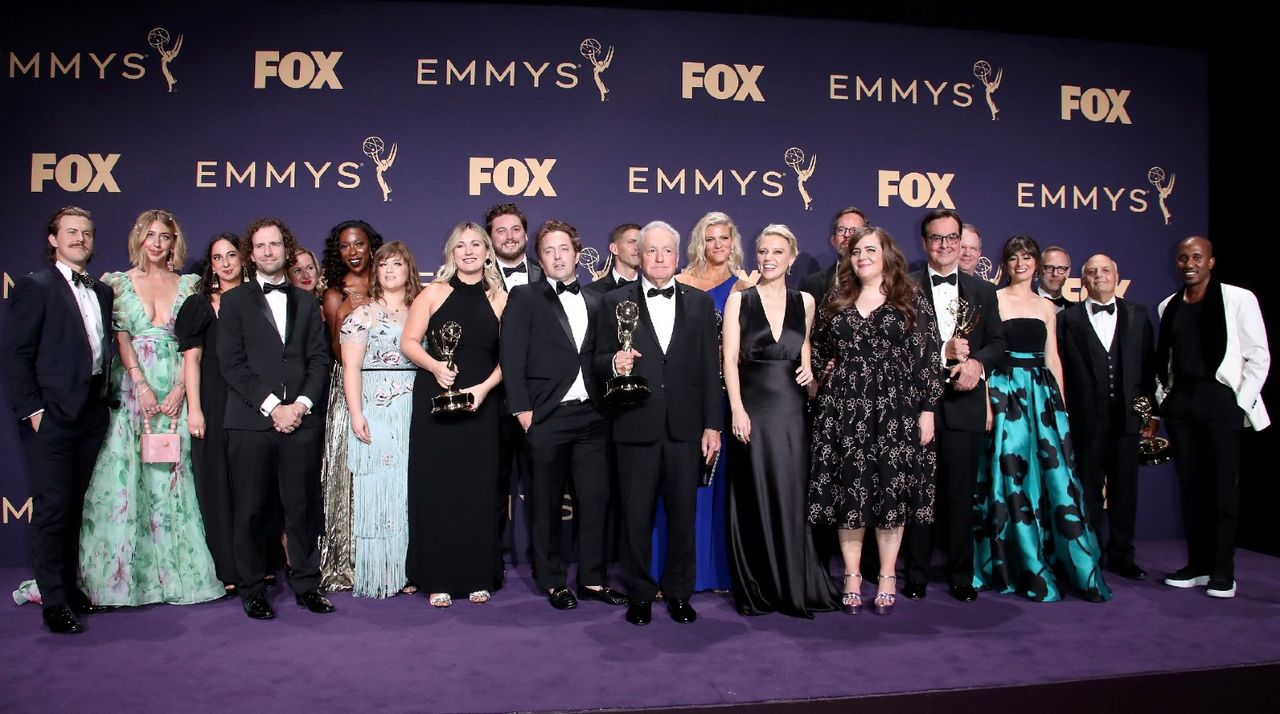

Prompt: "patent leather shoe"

[903,581,927,600]
[295,590,335,613]
[578,585,629,606]
[625,600,652,625]
[667,598,697,623]
[547,586,578,610]
[243,593,276,620]
[949,584,978,602]
[1108,562,1148,581]
[42,604,84,634]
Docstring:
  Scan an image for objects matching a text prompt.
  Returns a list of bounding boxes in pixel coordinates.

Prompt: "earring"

[212,276,220,290]
[242,267,249,281]
[166,252,175,272]
[787,265,792,276]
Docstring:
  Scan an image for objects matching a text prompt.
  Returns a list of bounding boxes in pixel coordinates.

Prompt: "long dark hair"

[827,226,919,329]
[321,220,384,291]
[196,232,243,298]
[1000,235,1041,285]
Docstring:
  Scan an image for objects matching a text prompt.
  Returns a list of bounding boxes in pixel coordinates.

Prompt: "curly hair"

[321,220,383,291]
[827,226,919,330]
[241,217,300,278]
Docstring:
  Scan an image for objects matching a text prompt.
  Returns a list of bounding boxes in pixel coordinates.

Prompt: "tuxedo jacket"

[800,263,837,308]
[583,272,633,295]
[593,281,723,443]
[4,266,115,422]
[216,281,330,431]
[909,268,1005,432]
[1057,298,1155,439]
[500,280,605,425]
[499,258,544,292]
[1156,280,1271,430]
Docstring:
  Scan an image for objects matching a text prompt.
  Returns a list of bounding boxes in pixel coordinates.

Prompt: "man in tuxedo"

[800,206,867,306]
[958,223,982,275]
[596,220,722,625]
[4,206,114,633]
[585,223,641,294]
[1039,246,1073,311]
[501,219,629,611]
[1157,236,1270,599]
[1057,254,1155,581]
[218,218,333,619]
[903,208,1005,602]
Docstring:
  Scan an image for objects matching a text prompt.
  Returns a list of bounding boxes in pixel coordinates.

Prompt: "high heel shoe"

[874,575,897,615]
[841,574,862,615]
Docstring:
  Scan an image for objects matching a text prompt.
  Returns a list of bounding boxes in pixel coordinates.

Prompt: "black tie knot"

[556,280,580,295]
[615,278,634,289]
[263,281,289,294]
[502,263,527,277]
[1052,296,1070,308]
[647,286,675,299]
[1091,302,1115,315]
[71,271,95,289]
[931,273,957,287]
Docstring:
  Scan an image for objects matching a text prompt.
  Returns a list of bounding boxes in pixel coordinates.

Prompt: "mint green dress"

[78,272,223,606]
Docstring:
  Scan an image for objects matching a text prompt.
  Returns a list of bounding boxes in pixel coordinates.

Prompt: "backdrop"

[0,1,1207,566]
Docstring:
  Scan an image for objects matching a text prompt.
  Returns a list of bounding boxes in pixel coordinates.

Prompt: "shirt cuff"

[296,396,314,414]
[260,394,282,416]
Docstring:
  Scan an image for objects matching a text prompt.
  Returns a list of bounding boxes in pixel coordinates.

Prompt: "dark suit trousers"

[905,424,983,587]
[526,401,609,591]
[228,427,324,598]
[616,437,701,601]
[498,413,534,564]
[1078,409,1140,566]
[19,398,108,608]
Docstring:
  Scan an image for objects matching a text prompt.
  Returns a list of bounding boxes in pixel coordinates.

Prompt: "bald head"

[1082,254,1119,302]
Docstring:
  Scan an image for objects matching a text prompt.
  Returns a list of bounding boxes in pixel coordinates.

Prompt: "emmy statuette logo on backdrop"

[147,27,182,93]
[362,136,397,202]
[580,38,613,102]
[783,147,816,211]
[973,60,1002,121]
[1148,166,1175,225]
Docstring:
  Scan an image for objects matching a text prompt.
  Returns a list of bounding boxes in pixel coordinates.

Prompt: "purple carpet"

[2,540,1277,713]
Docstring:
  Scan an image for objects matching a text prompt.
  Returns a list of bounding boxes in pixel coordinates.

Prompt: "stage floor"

[1,540,1276,713]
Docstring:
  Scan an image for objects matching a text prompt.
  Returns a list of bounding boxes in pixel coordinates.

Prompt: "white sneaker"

[1164,568,1210,588]
[1206,578,1237,598]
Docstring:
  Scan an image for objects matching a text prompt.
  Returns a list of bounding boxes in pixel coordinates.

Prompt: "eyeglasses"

[926,233,961,246]
[1042,265,1070,275]
[833,226,861,237]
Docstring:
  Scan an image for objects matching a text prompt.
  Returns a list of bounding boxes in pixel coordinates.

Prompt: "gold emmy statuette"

[945,297,983,385]
[431,321,474,414]
[1131,396,1171,466]
[604,300,650,406]
[579,247,612,283]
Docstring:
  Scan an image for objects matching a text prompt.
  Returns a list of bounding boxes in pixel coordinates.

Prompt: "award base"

[1138,436,1171,466]
[604,374,650,407]
[432,389,475,414]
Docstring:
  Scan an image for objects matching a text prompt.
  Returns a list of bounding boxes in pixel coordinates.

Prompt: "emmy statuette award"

[579,246,612,283]
[1131,396,1171,466]
[431,321,474,414]
[604,300,650,406]
[945,297,983,386]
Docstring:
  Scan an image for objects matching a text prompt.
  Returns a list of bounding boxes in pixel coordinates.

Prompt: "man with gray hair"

[1039,246,1073,311]
[595,220,722,625]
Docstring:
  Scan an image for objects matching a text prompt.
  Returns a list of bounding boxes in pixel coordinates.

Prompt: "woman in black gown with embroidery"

[401,222,507,608]
[724,225,839,617]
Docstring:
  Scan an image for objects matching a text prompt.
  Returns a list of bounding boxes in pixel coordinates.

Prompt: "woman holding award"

[972,236,1111,603]
[402,223,507,608]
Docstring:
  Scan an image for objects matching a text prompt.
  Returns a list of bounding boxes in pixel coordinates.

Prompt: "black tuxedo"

[800,263,837,308]
[501,280,612,590]
[904,268,1005,588]
[3,266,114,609]
[583,272,636,296]
[217,278,330,598]
[593,280,722,601]
[496,255,543,564]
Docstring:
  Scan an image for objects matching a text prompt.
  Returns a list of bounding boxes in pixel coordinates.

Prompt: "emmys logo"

[681,62,765,102]
[195,160,360,189]
[784,147,816,211]
[469,158,558,197]
[1061,86,1132,124]
[147,27,182,93]
[580,38,613,101]
[628,166,784,198]
[30,153,121,193]
[1015,173,1154,216]
[362,136,397,202]
[830,59,1000,120]
[8,51,145,81]
[877,170,955,209]
[3,496,32,524]
[1148,166,1174,225]
[253,51,344,89]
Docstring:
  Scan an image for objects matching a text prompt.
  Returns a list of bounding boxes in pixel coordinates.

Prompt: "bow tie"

[1051,296,1070,308]
[647,285,675,299]
[71,271,95,289]
[555,280,580,295]
[615,278,634,289]
[931,273,957,287]
[502,263,527,278]
[263,281,289,294]
[1091,302,1115,315]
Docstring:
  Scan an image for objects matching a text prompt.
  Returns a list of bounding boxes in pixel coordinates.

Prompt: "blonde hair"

[127,209,186,271]
[433,222,503,298]
[755,224,799,256]
[685,211,743,277]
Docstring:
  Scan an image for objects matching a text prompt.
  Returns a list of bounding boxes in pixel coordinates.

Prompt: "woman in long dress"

[78,210,223,606]
[723,225,838,617]
[973,235,1111,603]
[808,227,943,615]
[402,223,507,608]
[340,242,420,598]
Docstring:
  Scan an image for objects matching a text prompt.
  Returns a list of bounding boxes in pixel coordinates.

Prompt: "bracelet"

[136,385,153,397]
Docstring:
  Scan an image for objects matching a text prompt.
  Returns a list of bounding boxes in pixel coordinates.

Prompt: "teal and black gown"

[973,317,1112,602]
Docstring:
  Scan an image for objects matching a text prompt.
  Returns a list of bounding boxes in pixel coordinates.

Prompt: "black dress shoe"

[577,585,629,606]
[42,604,84,634]
[667,598,697,624]
[68,599,111,615]
[949,584,978,602]
[903,581,927,600]
[547,587,578,610]
[625,600,652,625]
[243,593,275,620]
[295,590,335,613]
[1108,562,1148,581]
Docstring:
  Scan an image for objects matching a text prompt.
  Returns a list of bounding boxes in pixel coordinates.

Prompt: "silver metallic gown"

[319,363,355,591]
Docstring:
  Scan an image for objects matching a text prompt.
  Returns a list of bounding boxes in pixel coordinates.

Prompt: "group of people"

[5,201,1268,635]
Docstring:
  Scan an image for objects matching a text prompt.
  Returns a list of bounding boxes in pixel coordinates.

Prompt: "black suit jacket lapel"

[633,284,663,354]
[582,289,601,355]
[250,282,282,340]
[538,281,576,350]
[1065,308,1101,386]
[284,286,298,345]
[666,284,689,357]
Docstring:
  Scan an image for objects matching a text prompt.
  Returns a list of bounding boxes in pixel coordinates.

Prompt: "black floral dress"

[808,291,943,530]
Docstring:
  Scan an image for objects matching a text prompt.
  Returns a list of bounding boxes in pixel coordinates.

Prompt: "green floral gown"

[78,272,223,606]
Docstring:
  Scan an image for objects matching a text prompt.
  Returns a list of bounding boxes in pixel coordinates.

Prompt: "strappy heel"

[841,574,863,615]
[875,575,897,615]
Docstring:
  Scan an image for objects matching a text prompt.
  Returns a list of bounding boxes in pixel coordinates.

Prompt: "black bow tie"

[616,278,634,289]
[1091,302,1115,315]
[647,286,675,299]
[71,271,95,289]
[1051,296,1070,308]
[502,263,527,278]
[263,281,289,294]
[555,280,580,295]
[931,273,957,287]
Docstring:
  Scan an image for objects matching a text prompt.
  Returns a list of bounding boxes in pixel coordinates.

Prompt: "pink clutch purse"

[141,414,181,464]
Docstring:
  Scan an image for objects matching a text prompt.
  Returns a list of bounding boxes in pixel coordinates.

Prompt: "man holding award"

[500,219,628,611]
[596,220,722,625]
[903,208,1004,602]
[1057,255,1156,580]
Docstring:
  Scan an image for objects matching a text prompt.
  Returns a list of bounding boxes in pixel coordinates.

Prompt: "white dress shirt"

[1086,297,1118,349]
[55,261,104,375]
[928,266,959,367]
[640,277,675,353]
[551,277,590,402]
[256,274,313,417]
[499,257,531,290]
[611,269,636,287]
